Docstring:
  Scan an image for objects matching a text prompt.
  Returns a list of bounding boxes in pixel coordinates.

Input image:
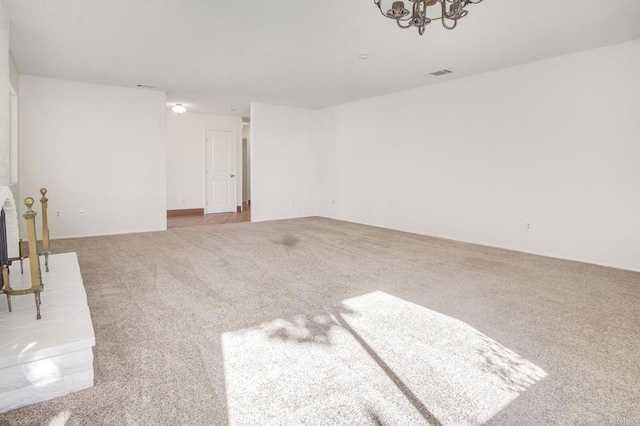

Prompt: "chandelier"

[374,0,483,35]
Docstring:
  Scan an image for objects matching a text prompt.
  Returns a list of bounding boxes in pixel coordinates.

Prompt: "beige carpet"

[0,217,638,425]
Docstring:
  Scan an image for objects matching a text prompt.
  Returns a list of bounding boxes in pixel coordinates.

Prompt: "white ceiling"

[4,0,640,117]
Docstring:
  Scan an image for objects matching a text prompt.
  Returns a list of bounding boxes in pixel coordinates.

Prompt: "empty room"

[0,1,639,425]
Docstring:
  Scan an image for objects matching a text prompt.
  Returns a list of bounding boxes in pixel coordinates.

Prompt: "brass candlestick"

[3,198,45,320]
[16,187,52,274]
[40,188,50,272]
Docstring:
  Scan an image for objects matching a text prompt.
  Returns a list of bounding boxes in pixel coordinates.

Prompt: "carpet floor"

[0,217,638,425]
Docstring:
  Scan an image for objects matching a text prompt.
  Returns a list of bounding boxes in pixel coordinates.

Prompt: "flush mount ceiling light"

[171,104,187,115]
[374,0,483,35]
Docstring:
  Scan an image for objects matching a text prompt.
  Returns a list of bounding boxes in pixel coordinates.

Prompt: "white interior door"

[206,130,237,214]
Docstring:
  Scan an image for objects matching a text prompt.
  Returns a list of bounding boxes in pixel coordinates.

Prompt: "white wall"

[166,111,242,211]
[19,75,167,238]
[0,4,9,186]
[316,40,640,272]
[250,103,318,222]
[8,51,18,202]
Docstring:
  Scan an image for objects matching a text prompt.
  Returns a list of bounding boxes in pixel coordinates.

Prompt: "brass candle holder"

[40,188,51,272]
[17,188,51,273]
[2,197,44,320]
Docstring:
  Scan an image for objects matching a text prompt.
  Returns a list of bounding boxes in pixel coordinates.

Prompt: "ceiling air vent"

[430,69,453,76]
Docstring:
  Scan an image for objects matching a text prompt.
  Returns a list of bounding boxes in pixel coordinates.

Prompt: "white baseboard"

[51,227,167,240]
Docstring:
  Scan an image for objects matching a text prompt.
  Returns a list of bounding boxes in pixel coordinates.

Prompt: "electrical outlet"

[56,211,61,217]
[79,209,85,217]
[526,222,531,231]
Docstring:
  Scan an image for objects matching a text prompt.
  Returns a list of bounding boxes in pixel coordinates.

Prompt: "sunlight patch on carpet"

[222,291,546,425]
[47,410,71,426]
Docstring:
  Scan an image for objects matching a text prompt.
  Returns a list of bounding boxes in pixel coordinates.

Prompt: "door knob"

[230,174,236,178]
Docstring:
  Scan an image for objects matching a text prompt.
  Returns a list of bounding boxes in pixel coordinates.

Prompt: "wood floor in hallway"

[167,203,251,229]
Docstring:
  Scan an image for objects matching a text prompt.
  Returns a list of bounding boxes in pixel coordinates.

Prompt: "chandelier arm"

[442,17,458,30]
[439,0,459,30]
[395,11,414,22]
[374,1,389,18]
[374,0,390,18]
[396,19,412,29]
